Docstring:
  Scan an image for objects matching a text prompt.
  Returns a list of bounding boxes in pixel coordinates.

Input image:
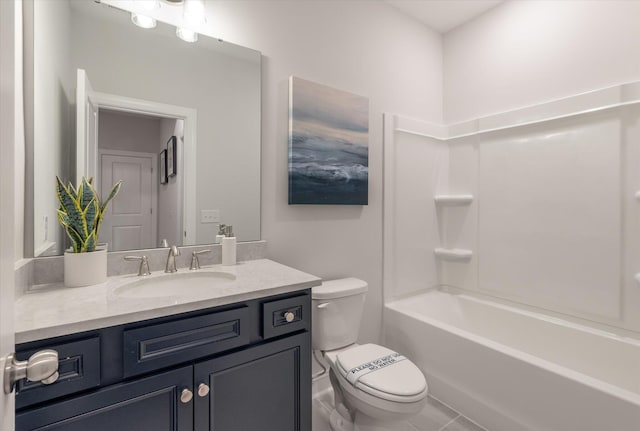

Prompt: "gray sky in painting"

[291,77,369,147]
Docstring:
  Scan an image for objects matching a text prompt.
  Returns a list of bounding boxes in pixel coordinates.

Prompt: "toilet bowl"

[312,279,428,431]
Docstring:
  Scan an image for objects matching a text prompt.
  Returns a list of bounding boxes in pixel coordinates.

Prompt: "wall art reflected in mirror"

[25,0,261,256]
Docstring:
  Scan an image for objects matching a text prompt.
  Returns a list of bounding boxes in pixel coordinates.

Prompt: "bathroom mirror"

[25,0,261,256]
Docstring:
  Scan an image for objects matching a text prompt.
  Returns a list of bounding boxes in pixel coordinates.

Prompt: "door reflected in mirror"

[27,0,261,256]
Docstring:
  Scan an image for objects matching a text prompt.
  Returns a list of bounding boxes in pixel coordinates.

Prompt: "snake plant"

[56,176,122,253]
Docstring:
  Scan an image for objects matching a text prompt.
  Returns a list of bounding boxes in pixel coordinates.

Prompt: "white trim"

[91,92,197,246]
[0,0,17,426]
[391,80,640,141]
[98,149,158,249]
[382,113,396,304]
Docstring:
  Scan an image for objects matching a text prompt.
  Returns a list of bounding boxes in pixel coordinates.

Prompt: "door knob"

[3,349,59,394]
[283,311,295,323]
[197,383,210,397]
[180,388,193,403]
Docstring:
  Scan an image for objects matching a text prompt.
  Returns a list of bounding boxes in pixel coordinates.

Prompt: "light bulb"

[131,13,156,29]
[176,27,198,43]
[183,0,206,26]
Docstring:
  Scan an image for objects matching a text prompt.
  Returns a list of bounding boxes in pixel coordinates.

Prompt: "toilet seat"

[326,344,427,403]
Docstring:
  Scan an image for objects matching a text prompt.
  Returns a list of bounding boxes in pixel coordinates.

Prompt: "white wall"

[32,0,73,256]
[98,111,162,154]
[207,1,443,343]
[444,0,640,123]
[1,0,19,428]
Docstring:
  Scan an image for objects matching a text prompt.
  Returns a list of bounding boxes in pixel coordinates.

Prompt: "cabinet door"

[194,332,310,431]
[16,366,193,431]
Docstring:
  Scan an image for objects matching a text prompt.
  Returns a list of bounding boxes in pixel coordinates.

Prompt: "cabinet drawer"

[123,306,250,377]
[262,294,310,339]
[16,337,101,409]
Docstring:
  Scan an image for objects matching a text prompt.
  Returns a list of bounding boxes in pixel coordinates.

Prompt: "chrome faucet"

[165,245,180,273]
[124,255,151,276]
[189,249,211,270]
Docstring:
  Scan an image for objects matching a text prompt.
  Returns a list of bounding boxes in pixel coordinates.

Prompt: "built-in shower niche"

[384,85,640,333]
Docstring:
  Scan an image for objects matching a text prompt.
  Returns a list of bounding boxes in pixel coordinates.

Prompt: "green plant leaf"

[56,176,88,240]
[101,180,122,212]
[95,180,122,237]
[56,176,121,253]
[83,231,97,253]
[58,209,84,253]
[79,177,96,210]
[83,198,99,236]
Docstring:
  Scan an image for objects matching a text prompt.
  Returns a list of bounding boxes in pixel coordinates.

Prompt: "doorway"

[97,108,184,251]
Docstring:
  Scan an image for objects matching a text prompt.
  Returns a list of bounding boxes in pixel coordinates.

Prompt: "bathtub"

[383,288,640,431]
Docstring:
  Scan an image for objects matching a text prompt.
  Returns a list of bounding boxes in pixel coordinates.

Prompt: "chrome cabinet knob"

[198,383,210,397]
[180,388,193,403]
[284,311,295,323]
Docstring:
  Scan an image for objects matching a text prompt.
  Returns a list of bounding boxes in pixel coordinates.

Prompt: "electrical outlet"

[200,210,220,224]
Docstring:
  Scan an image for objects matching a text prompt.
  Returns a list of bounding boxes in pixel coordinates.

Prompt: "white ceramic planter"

[64,247,107,287]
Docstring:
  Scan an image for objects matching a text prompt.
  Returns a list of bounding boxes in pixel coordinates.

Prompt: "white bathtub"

[384,288,640,431]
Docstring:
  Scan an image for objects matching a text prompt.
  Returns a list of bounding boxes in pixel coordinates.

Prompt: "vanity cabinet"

[15,290,311,431]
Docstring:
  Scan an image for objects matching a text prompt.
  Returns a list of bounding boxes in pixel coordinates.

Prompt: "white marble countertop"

[15,259,321,344]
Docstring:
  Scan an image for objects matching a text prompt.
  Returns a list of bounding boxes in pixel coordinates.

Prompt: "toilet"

[312,278,428,431]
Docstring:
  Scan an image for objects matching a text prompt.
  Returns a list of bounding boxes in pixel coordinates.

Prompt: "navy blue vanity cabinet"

[16,366,193,431]
[194,332,310,431]
[15,290,311,431]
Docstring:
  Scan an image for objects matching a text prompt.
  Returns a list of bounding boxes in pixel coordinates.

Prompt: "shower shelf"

[434,248,473,261]
[434,194,474,206]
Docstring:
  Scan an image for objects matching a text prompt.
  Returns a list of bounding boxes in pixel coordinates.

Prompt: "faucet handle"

[189,249,211,270]
[124,255,151,276]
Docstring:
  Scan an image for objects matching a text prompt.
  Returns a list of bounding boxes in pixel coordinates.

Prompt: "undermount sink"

[113,271,236,299]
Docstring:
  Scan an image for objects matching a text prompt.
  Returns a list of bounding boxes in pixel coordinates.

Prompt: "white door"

[0,0,16,428]
[99,152,156,251]
[76,68,99,184]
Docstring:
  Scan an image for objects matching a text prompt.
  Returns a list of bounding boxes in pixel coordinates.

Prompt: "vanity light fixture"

[176,27,198,43]
[129,0,206,42]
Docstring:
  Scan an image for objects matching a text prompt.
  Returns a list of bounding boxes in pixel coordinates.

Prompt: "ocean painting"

[289,76,369,205]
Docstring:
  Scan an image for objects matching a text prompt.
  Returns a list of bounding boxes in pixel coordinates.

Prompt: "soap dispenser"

[221,225,236,266]
[215,224,226,244]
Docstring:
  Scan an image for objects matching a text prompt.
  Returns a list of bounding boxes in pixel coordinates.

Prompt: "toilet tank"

[312,278,368,351]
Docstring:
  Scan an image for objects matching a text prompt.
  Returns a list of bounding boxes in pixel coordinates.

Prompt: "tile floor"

[313,383,487,431]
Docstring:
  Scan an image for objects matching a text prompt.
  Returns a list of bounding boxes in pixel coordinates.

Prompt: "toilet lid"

[335,344,427,400]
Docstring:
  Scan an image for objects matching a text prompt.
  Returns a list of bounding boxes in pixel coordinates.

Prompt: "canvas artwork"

[289,76,369,205]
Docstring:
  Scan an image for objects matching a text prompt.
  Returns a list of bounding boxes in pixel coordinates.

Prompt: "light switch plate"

[201,209,220,223]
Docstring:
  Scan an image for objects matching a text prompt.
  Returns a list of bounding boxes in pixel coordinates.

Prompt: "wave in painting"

[289,77,369,205]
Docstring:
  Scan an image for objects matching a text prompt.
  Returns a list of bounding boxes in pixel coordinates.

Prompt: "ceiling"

[385,0,504,34]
